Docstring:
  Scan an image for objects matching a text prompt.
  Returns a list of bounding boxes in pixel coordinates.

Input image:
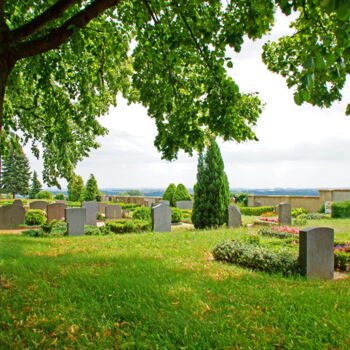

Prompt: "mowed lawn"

[1,218,350,349]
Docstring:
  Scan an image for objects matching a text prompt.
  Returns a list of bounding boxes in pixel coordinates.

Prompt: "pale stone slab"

[324,201,332,214]
[47,203,67,222]
[55,200,67,204]
[228,204,242,228]
[105,204,122,220]
[144,198,156,207]
[30,201,48,211]
[82,201,98,226]
[65,208,86,236]
[278,203,291,225]
[152,203,171,232]
[98,203,108,214]
[159,200,170,205]
[0,205,25,227]
[299,227,334,280]
[13,199,23,206]
[176,201,193,210]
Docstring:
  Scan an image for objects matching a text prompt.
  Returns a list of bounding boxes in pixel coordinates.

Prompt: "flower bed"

[272,226,299,234]
[259,217,278,223]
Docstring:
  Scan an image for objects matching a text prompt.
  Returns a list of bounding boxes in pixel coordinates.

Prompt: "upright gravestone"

[278,203,291,225]
[0,205,25,227]
[160,200,170,206]
[82,201,98,226]
[98,203,108,214]
[324,201,332,215]
[30,201,48,211]
[228,204,242,228]
[65,208,86,236]
[299,227,334,280]
[176,201,193,210]
[47,203,67,222]
[105,204,122,220]
[152,203,171,232]
[13,199,23,206]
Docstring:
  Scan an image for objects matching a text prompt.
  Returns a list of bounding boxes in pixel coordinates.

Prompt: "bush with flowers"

[334,241,350,270]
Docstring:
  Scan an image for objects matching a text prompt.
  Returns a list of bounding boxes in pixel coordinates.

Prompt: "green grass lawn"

[1,218,350,349]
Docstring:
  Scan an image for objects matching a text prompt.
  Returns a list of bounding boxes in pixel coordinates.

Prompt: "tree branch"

[13,0,120,60]
[0,0,8,33]
[9,0,81,44]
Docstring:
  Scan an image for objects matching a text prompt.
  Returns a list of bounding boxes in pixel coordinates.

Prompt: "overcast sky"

[27,10,350,190]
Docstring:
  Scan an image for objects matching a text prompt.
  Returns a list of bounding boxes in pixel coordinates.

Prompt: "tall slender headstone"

[152,203,171,232]
[105,205,122,220]
[228,204,242,228]
[278,203,291,225]
[30,201,48,211]
[299,227,334,280]
[0,205,25,227]
[47,203,67,222]
[65,208,86,236]
[82,201,98,226]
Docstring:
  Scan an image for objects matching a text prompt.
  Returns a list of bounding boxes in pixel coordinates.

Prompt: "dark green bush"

[334,251,350,271]
[22,229,46,237]
[162,184,177,206]
[213,240,300,275]
[173,184,192,204]
[84,225,101,235]
[318,203,325,213]
[240,206,274,216]
[257,227,296,239]
[55,193,65,200]
[105,219,151,234]
[171,207,183,223]
[36,190,54,200]
[41,220,67,236]
[25,209,46,225]
[132,207,151,221]
[331,201,350,218]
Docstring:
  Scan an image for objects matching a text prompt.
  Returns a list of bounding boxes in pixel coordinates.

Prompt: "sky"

[26,10,350,190]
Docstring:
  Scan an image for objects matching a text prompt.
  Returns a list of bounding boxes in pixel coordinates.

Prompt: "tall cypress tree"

[192,139,230,229]
[162,183,177,206]
[2,146,31,198]
[83,174,99,201]
[29,171,42,199]
[68,175,85,202]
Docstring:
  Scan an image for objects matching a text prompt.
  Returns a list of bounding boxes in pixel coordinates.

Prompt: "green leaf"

[227,61,233,68]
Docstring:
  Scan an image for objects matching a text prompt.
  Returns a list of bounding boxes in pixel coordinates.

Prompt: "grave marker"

[82,201,98,226]
[30,201,48,211]
[47,203,67,222]
[0,205,25,227]
[152,203,171,232]
[278,203,291,225]
[228,205,242,228]
[65,208,86,236]
[13,199,23,206]
[105,205,122,220]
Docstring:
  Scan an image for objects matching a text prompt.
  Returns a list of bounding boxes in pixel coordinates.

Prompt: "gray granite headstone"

[278,203,291,225]
[82,201,98,226]
[65,208,86,236]
[47,203,67,222]
[13,199,23,206]
[0,205,25,227]
[30,201,48,211]
[98,203,108,214]
[105,204,122,220]
[299,227,334,280]
[176,201,193,210]
[159,200,170,205]
[228,204,242,228]
[152,203,171,232]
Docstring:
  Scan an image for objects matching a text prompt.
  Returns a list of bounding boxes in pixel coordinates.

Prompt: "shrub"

[132,207,151,221]
[331,201,350,218]
[25,209,46,226]
[291,208,308,217]
[257,227,296,239]
[105,219,151,234]
[22,229,46,237]
[318,203,325,213]
[84,225,101,235]
[173,184,192,205]
[230,192,249,206]
[334,251,350,271]
[299,213,326,220]
[292,217,308,226]
[41,220,67,236]
[162,184,177,206]
[97,212,104,220]
[171,207,183,223]
[213,240,300,275]
[36,190,53,200]
[119,203,141,211]
[245,234,261,246]
[55,193,65,200]
[240,206,274,216]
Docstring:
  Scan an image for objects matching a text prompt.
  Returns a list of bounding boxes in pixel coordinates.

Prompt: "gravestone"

[65,208,86,236]
[152,203,171,232]
[275,205,279,215]
[299,227,334,280]
[160,200,170,206]
[228,204,242,228]
[144,198,156,207]
[176,201,193,210]
[278,203,291,225]
[55,200,67,204]
[324,201,332,214]
[82,201,98,226]
[30,201,48,211]
[105,204,122,220]
[13,199,23,206]
[98,203,108,214]
[0,205,25,227]
[47,203,67,222]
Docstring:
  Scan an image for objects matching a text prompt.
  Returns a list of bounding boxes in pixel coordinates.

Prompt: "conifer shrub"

[173,184,192,204]
[171,207,183,223]
[162,183,177,206]
[25,209,46,226]
[36,191,54,200]
[55,193,65,200]
[132,207,151,221]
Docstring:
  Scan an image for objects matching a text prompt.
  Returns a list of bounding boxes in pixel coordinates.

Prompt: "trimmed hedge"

[213,240,300,275]
[240,206,275,216]
[25,209,46,226]
[106,219,151,234]
[331,201,350,218]
[171,207,183,223]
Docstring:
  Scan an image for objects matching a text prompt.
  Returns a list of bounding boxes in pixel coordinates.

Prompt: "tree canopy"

[0,0,348,187]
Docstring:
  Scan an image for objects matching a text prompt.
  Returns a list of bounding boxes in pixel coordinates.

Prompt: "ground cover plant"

[1,216,350,348]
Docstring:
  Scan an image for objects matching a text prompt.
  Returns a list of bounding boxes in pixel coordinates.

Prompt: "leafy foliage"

[230,192,249,206]
[173,184,192,205]
[54,193,65,200]
[331,200,350,218]
[171,207,183,223]
[192,139,230,229]
[132,206,151,221]
[257,227,296,239]
[291,207,308,217]
[240,206,275,216]
[25,209,46,226]
[83,174,99,201]
[35,190,53,200]
[105,219,151,234]
[29,171,42,199]
[67,175,84,202]
[2,145,31,198]
[162,184,177,206]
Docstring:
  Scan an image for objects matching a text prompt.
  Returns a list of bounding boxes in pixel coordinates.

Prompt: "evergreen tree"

[173,184,192,205]
[29,171,42,199]
[2,146,31,198]
[192,139,230,229]
[68,175,85,202]
[83,174,99,201]
[162,183,177,206]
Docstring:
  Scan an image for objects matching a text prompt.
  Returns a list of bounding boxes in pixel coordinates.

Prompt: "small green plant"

[293,217,308,226]
[84,225,101,235]
[318,203,325,213]
[25,209,46,226]
[54,193,65,200]
[334,251,350,271]
[331,201,350,218]
[291,207,308,217]
[245,234,261,246]
[105,219,151,234]
[171,207,183,223]
[36,190,54,200]
[240,206,275,216]
[257,227,296,239]
[132,207,151,221]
